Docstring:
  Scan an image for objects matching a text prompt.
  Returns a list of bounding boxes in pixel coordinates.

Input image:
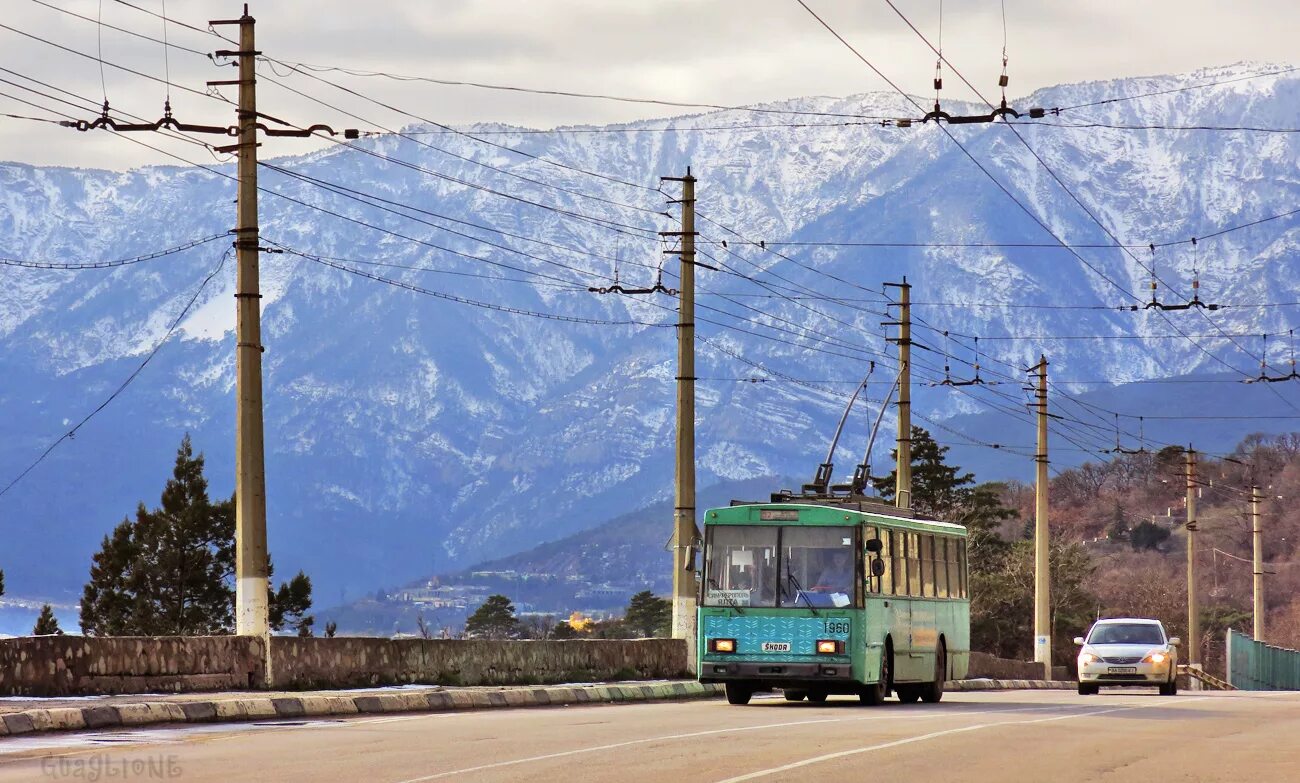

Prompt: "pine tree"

[464,595,520,639]
[269,567,314,635]
[873,426,978,518]
[80,435,312,636]
[33,604,62,636]
[324,620,338,638]
[624,591,671,638]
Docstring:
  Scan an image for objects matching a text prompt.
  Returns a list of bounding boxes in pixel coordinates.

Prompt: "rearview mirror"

[1168,637,1181,646]
[871,558,886,578]
[1073,636,1085,646]
[865,537,883,554]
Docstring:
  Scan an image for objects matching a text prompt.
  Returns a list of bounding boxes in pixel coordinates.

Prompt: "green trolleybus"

[698,499,969,705]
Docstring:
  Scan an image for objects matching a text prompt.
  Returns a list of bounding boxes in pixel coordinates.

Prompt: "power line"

[257,59,661,196]
[1051,66,1299,113]
[253,70,666,236]
[761,205,1300,250]
[877,0,1291,396]
[30,0,214,58]
[0,247,230,500]
[257,59,903,122]
[1,232,229,269]
[0,22,228,105]
[274,243,672,328]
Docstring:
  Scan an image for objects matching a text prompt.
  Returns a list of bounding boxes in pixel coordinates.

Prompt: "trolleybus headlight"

[816,640,843,655]
[710,638,737,653]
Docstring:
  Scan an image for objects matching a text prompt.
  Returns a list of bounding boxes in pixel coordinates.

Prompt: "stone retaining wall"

[0,636,264,696]
[968,651,1068,682]
[268,637,688,689]
[0,636,689,696]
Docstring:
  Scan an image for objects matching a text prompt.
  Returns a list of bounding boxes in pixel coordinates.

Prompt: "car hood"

[1084,644,1166,657]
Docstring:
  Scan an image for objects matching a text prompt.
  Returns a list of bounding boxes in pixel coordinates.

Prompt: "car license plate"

[761,642,791,652]
[1108,666,1137,674]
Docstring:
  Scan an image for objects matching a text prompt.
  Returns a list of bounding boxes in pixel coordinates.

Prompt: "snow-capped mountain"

[1,64,1297,603]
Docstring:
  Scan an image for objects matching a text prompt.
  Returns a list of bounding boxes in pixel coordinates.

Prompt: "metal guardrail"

[1227,628,1300,691]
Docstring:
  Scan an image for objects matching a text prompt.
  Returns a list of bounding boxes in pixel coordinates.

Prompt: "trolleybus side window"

[889,529,905,596]
[880,528,895,595]
[865,526,893,596]
[946,538,961,598]
[906,532,922,596]
[957,538,968,598]
[935,537,949,598]
[920,535,935,597]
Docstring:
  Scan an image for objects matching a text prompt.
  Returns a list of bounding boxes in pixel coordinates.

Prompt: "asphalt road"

[3,689,1299,782]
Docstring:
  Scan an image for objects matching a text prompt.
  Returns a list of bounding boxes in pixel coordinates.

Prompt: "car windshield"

[1088,623,1165,645]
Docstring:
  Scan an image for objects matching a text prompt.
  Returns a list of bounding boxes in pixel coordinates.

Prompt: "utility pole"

[1186,447,1200,667]
[1251,484,1264,640]
[660,169,697,664]
[884,279,912,510]
[59,4,358,644]
[220,7,269,638]
[1030,355,1051,679]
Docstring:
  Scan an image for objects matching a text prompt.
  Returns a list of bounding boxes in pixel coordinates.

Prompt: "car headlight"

[1079,651,1099,666]
[1143,650,1169,664]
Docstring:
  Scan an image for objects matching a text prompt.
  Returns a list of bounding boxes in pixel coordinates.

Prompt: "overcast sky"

[1,0,1295,170]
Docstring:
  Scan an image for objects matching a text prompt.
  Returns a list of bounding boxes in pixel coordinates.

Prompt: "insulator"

[934,77,943,91]
[999,74,1009,88]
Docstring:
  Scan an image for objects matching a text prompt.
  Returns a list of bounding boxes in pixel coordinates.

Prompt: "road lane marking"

[714,697,1210,782]
[389,704,1076,782]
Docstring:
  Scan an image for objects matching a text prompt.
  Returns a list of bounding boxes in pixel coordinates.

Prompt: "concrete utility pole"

[215,6,269,637]
[884,280,912,510]
[1030,355,1051,679]
[1251,484,1264,640]
[1186,447,1200,666]
[660,170,697,662]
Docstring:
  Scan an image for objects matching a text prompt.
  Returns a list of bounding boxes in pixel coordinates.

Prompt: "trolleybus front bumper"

[699,660,853,684]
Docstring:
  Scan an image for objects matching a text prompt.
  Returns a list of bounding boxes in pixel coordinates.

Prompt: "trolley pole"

[884,279,912,510]
[1186,447,1200,666]
[1252,484,1264,640]
[216,6,269,638]
[661,169,697,665]
[1030,355,1051,679]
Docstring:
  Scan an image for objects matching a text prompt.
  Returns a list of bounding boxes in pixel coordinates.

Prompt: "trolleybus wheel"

[783,690,807,702]
[806,691,828,703]
[895,685,920,704]
[921,642,946,704]
[859,647,891,705]
[725,682,753,705]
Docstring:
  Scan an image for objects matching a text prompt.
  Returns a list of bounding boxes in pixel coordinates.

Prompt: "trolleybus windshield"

[703,525,859,609]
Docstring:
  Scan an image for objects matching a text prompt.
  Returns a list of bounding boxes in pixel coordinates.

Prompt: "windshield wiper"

[785,570,820,616]
[706,578,745,615]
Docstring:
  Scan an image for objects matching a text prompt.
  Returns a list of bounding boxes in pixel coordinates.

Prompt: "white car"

[1075,618,1179,696]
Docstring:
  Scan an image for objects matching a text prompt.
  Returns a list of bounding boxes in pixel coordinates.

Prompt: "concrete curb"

[0,681,727,738]
[945,678,1075,691]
